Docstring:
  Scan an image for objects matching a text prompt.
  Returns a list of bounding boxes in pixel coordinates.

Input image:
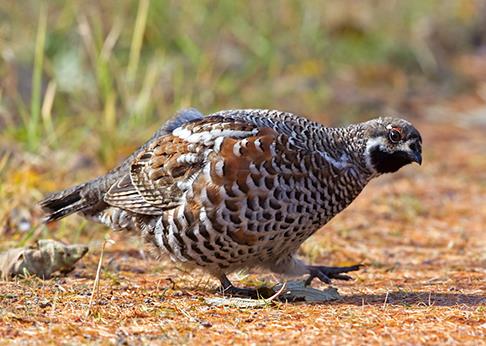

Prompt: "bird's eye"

[388,128,402,143]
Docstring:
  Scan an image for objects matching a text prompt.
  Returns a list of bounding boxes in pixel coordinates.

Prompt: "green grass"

[0,0,479,165]
[26,3,47,151]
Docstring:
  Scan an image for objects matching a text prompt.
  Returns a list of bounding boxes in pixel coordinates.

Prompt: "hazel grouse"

[40,109,422,296]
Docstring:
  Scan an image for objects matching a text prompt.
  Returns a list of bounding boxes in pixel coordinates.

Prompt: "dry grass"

[0,91,485,345]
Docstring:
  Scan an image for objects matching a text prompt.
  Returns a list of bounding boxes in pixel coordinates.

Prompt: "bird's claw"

[305,264,363,286]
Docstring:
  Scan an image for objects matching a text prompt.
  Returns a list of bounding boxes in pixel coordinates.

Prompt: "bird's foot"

[218,274,274,299]
[305,264,363,286]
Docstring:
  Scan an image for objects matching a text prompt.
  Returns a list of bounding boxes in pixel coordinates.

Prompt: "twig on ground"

[383,291,389,310]
[85,236,113,318]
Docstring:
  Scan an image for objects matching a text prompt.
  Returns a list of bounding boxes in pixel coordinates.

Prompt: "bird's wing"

[104,116,263,215]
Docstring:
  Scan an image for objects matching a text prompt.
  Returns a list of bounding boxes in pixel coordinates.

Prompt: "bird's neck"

[314,124,376,182]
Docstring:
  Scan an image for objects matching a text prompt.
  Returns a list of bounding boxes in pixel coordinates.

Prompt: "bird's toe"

[305,264,363,286]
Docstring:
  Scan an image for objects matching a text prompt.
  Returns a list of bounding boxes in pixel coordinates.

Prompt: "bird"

[40,108,422,297]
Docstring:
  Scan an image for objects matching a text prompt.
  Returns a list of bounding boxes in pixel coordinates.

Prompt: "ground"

[0,93,485,345]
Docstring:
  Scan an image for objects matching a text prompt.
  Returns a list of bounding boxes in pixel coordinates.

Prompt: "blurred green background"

[0,0,484,167]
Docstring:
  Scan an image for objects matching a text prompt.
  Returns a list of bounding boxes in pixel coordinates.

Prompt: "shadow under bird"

[40,109,422,297]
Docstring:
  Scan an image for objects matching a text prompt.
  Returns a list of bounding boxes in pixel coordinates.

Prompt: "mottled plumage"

[40,109,422,296]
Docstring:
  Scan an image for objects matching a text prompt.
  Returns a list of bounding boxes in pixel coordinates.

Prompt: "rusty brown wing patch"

[217,127,279,186]
[105,116,263,215]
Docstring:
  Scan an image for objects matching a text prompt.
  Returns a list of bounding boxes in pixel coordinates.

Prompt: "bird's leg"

[218,274,261,299]
[305,264,363,286]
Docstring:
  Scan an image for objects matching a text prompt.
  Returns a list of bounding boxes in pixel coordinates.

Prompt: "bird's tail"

[40,108,204,223]
[39,181,95,223]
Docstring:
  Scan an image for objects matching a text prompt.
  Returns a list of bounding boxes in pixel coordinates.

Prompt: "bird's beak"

[411,151,422,165]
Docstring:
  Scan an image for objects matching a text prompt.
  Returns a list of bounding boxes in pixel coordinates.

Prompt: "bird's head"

[362,117,422,175]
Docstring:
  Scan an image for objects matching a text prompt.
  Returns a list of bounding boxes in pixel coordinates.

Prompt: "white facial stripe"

[364,137,387,173]
[365,136,387,151]
[398,139,415,152]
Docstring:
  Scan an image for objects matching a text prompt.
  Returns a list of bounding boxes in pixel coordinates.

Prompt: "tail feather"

[40,183,91,223]
[39,108,204,224]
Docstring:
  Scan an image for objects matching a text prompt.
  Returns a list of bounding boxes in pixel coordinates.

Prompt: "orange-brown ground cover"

[0,95,485,345]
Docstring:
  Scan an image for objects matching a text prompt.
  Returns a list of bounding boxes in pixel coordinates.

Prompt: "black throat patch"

[370,147,412,174]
